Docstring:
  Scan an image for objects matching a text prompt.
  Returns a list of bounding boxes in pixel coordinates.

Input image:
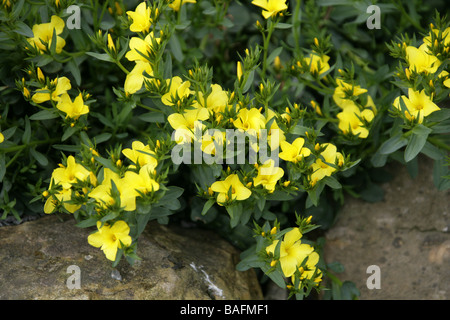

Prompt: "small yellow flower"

[124,61,154,94]
[87,221,132,261]
[310,143,344,182]
[210,174,252,205]
[337,105,374,139]
[251,0,288,19]
[125,32,161,62]
[123,163,160,195]
[406,44,441,74]
[233,108,266,133]
[303,52,330,76]
[0,132,4,144]
[122,140,158,168]
[56,93,89,120]
[168,105,210,143]
[333,79,367,109]
[50,155,95,189]
[126,2,153,33]
[279,137,311,163]
[27,15,66,54]
[169,0,196,12]
[161,76,192,106]
[89,168,138,212]
[253,159,284,193]
[393,88,440,123]
[266,228,314,278]
[32,76,71,104]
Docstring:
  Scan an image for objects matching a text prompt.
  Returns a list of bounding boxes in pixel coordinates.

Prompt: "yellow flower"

[393,88,440,123]
[50,155,94,189]
[303,52,330,76]
[122,140,158,168]
[89,168,138,212]
[32,76,71,104]
[196,84,229,115]
[253,159,284,193]
[201,131,226,156]
[44,188,81,214]
[251,0,288,19]
[291,251,322,287]
[87,221,132,261]
[233,108,266,133]
[126,2,153,33]
[168,105,210,143]
[56,93,89,120]
[406,44,441,74]
[27,15,65,53]
[124,61,154,94]
[266,228,314,278]
[310,143,343,182]
[123,163,160,195]
[337,105,374,139]
[265,109,286,150]
[210,174,252,205]
[423,27,450,48]
[279,137,311,163]
[169,0,196,12]
[333,79,368,109]
[161,76,192,106]
[0,132,4,144]
[125,32,161,62]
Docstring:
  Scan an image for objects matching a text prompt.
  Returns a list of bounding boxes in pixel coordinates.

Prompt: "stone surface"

[0,215,263,300]
[324,156,450,299]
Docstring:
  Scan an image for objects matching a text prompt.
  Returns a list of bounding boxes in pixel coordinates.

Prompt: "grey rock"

[324,156,450,299]
[0,215,263,300]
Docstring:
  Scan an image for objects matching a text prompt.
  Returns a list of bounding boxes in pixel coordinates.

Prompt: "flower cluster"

[4,0,448,301]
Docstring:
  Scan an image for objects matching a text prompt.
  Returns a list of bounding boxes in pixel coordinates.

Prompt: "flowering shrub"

[1,0,449,300]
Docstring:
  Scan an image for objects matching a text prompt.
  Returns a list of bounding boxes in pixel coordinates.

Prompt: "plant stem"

[261,19,276,79]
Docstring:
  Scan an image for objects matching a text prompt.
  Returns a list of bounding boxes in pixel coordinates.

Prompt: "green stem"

[293,0,302,56]
[1,138,58,154]
[137,102,162,113]
[428,136,450,151]
[261,19,276,79]
[115,59,129,74]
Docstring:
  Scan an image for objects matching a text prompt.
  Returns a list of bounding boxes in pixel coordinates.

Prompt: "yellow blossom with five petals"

[87,221,132,261]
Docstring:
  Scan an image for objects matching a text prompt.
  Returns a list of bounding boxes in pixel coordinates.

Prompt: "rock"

[0,215,263,300]
[324,156,450,299]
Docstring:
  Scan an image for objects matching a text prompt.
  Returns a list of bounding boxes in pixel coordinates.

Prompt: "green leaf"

[85,52,114,63]
[323,176,342,189]
[62,125,78,141]
[30,148,48,166]
[378,133,408,155]
[274,23,293,29]
[169,34,183,62]
[404,125,431,162]
[67,59,81,86]
[267,46,283,65]
[76,217,98,228]
[14,20,33,38]
[29,110,59,121]
[139,112,165,123]
[201,198,215,216]
[21,116,31,144]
